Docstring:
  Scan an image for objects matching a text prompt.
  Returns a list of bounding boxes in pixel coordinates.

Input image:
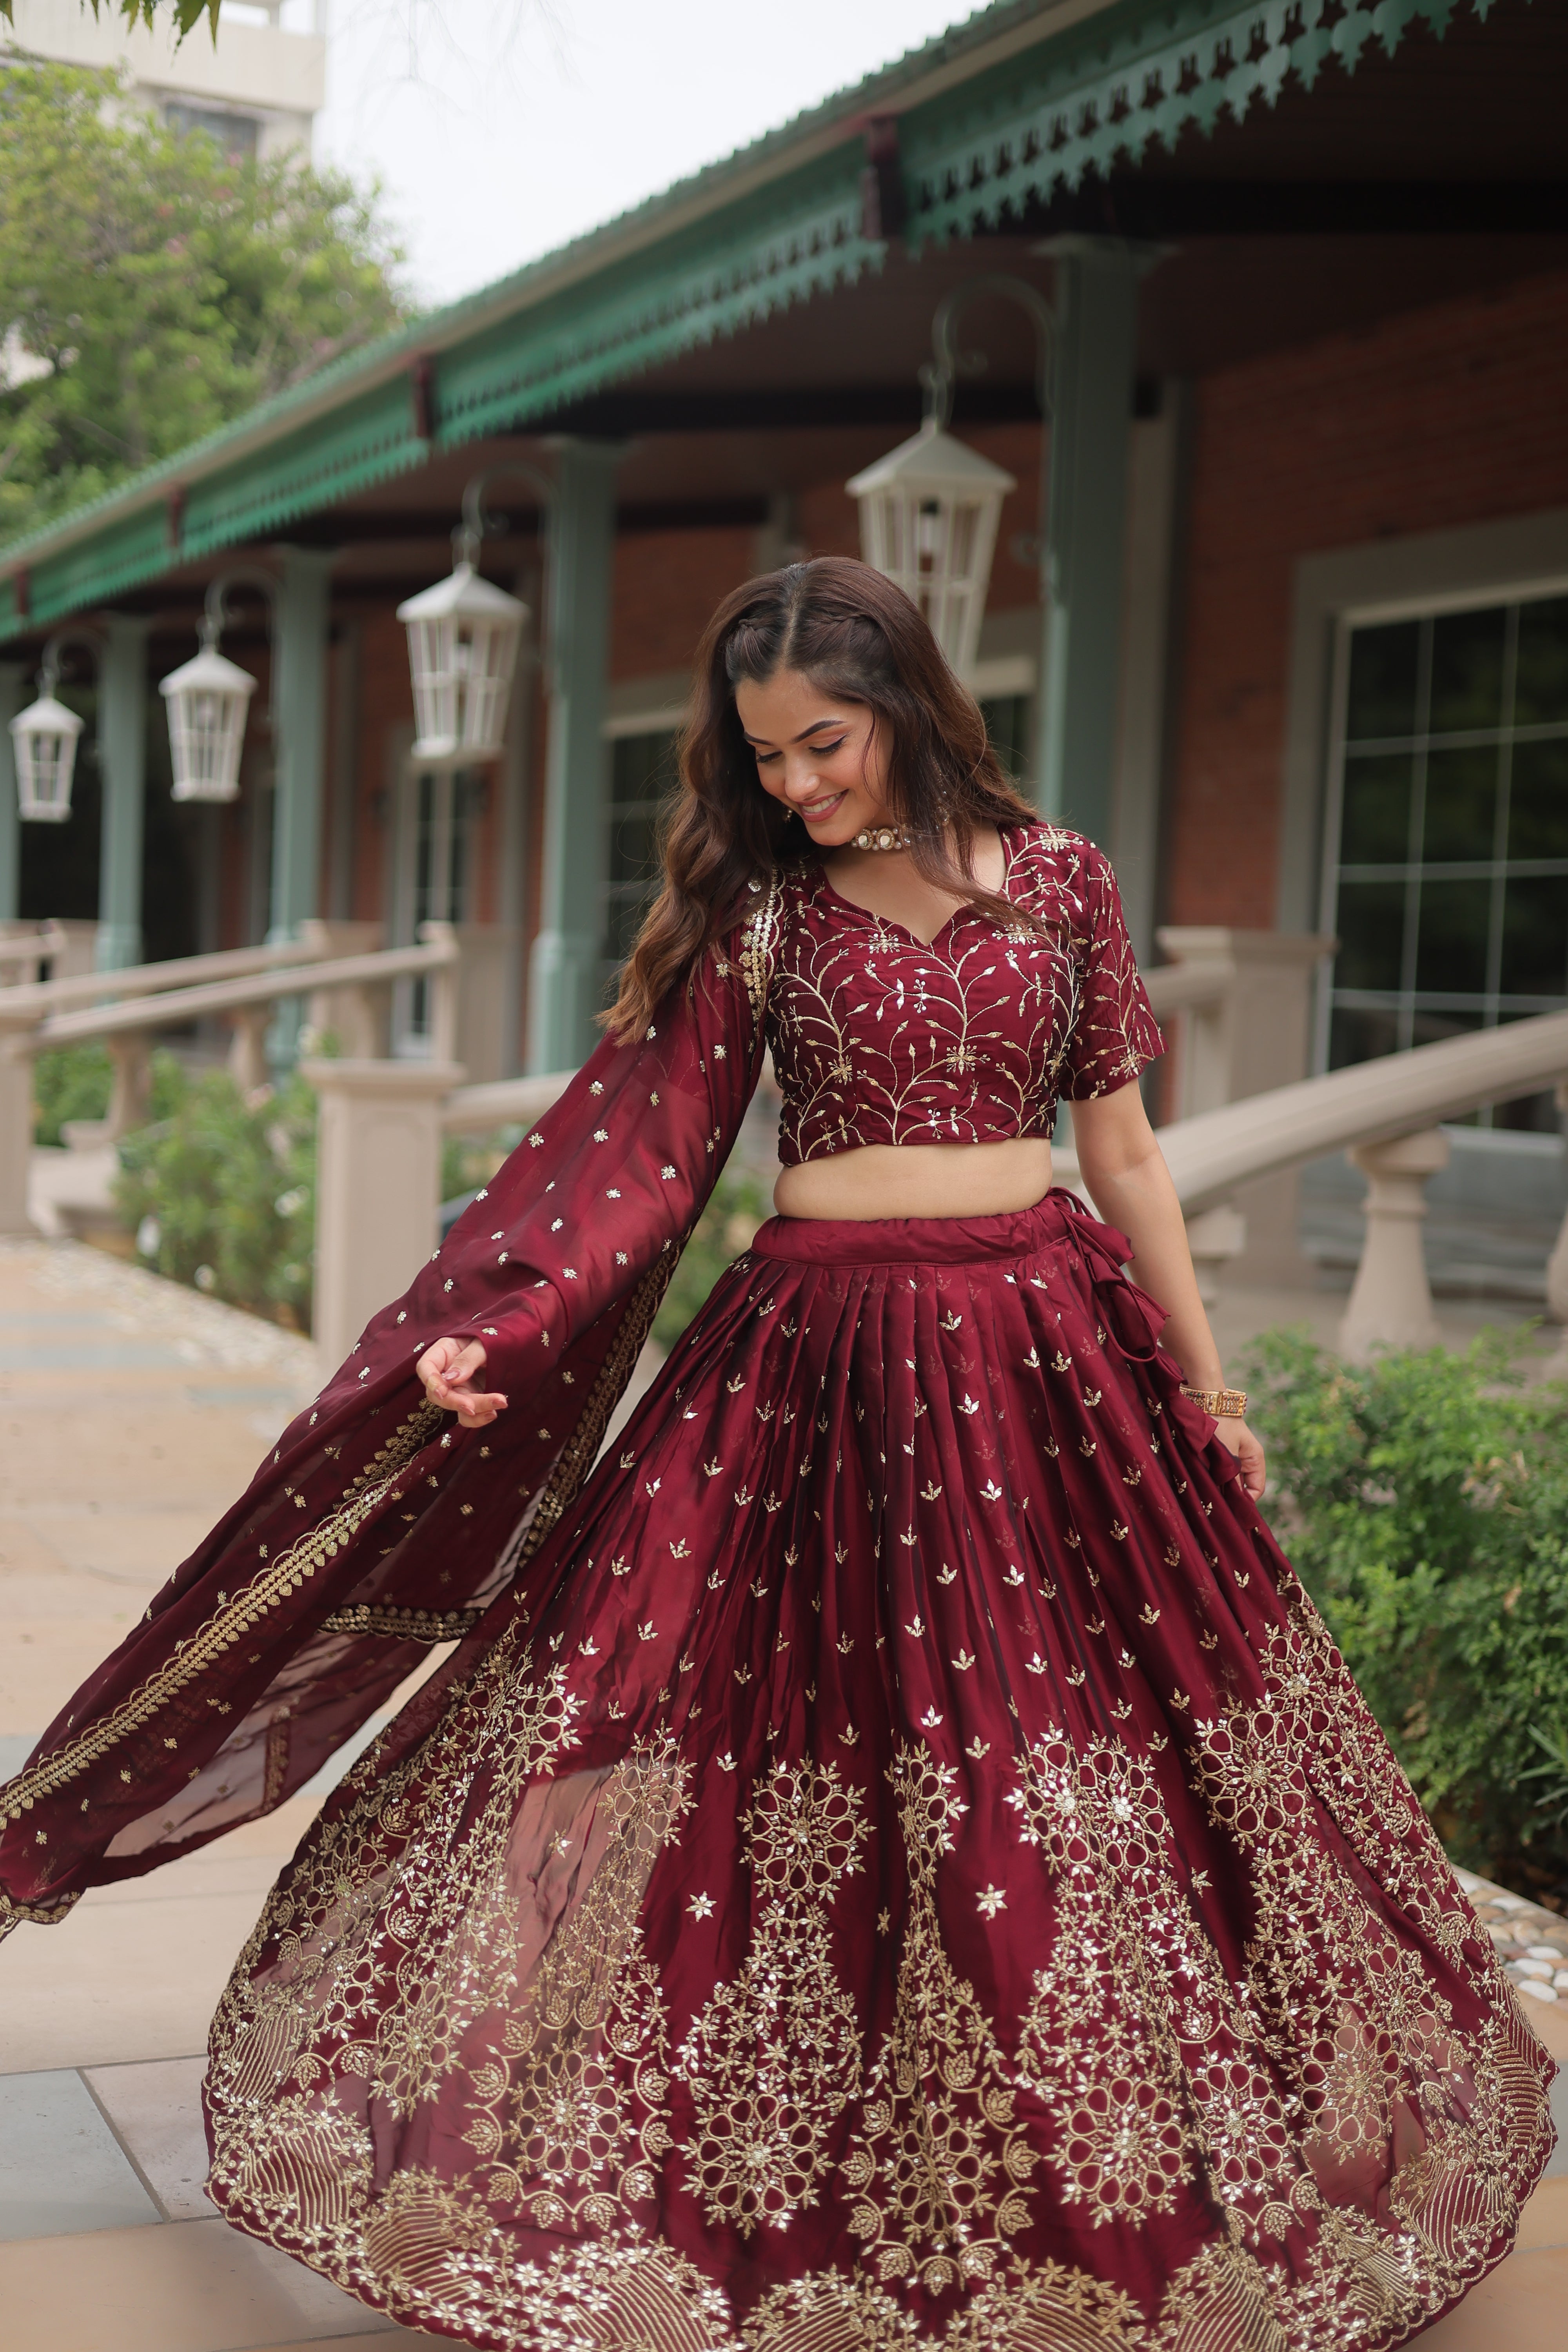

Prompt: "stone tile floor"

[0,1237,1563,2349]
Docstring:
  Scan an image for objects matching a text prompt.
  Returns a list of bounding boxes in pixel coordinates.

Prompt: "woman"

[0,559,1551,2350]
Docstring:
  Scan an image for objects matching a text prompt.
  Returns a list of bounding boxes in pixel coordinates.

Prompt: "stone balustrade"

[9,924,1568,1380]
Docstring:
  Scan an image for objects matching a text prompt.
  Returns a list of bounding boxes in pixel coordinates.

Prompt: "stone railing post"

[1156,926,1336,1292]
[61,1033,152,1149]
[1184,1205,1249,1308]
[1541,1079,1568,1379]
[0,1009,39,1234]
[1338,1128,1449,1362]
[304,1056,465,1375]
[227,1008,272,1096]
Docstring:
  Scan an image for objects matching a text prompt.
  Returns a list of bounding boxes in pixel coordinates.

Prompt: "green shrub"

[33,1043,189,1145]
[33,1043,112,1145]
[114,1061,316,1329]
[653,1167,771,1351]
[1243,1325,1568,1901]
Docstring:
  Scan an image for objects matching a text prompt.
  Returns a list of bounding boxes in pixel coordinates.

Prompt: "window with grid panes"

[605,730,679,964]
[1324,591,1568,1130]
[979,693,1031,785]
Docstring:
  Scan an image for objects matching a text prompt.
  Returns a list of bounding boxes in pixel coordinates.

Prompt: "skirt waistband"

[750,1189,1119,1270]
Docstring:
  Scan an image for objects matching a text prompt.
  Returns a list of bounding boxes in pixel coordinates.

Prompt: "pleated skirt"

[203,1192,1554,2352]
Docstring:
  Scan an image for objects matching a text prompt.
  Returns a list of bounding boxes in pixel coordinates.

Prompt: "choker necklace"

[853,824,914,853]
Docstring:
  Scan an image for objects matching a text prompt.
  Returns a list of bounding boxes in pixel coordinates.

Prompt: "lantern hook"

[455,462,553,568]
[36,623,105,695]
[200,566,279,651]
[920,274,1054,433]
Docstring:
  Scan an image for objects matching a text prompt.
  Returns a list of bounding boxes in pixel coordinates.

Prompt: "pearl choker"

[853,824,914,853]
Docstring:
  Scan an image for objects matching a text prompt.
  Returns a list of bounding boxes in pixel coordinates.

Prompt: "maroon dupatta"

[0,895,778,1936]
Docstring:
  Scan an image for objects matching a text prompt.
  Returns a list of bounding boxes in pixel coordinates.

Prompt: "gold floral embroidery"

[748,2254,1149,2351]
[1010,1727,1291,2229]
[839,1746,1034,2288]
[489,1737,689,2231]
[675,1758,869,2231]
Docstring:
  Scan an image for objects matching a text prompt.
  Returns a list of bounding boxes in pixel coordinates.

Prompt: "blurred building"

[0,0,325,160]
[0,0,1564,1287]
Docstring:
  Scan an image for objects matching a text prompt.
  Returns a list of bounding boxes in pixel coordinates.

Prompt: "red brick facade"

[1165,265,1568,930]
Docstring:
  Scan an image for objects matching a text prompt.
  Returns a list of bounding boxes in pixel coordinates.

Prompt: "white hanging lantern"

[159,639,257,803]
[847,420,1016,681]
[10,690,85,822]
[397,561,528,767]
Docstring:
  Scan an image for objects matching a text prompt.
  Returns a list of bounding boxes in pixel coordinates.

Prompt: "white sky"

[291,0,975,310]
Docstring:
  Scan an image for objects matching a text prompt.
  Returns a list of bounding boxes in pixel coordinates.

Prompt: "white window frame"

[1278,508,1568,1074]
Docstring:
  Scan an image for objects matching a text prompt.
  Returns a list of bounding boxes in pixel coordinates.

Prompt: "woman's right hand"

[416,1336,510,1428]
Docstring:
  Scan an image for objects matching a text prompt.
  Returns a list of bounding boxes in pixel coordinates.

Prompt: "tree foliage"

[0,57,407,538]
[0,2,219,41]
[1243,1325,1568,1902]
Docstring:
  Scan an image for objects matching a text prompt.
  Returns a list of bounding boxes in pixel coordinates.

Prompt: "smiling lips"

[795,792,847,824]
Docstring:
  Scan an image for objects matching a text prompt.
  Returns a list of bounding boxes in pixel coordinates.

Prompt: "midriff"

[773,1138,1054,1223]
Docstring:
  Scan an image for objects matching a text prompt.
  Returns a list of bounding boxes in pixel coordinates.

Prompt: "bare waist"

[772,1138,1054,1223]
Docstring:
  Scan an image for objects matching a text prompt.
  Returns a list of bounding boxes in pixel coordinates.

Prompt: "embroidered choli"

[764,824,1163,1164]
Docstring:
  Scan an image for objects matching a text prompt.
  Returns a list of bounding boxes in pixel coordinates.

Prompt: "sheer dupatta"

[0,895,779,1936]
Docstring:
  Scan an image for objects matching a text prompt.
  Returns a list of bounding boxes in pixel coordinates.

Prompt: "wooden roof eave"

[0,0,1487,642]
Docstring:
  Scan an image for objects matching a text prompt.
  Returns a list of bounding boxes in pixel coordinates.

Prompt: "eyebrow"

[740,716,851,747]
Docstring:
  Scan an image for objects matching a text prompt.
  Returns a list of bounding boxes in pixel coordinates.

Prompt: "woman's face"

[735,668,890,848]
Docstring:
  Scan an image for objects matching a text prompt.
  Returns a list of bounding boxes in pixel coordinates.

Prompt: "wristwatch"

[1179,1385,1248,1419]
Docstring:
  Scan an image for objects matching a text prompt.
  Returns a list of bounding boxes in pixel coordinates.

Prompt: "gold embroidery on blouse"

[674,1758,869,2231]
[739,871,784,1033]
[0,1398,442,1827]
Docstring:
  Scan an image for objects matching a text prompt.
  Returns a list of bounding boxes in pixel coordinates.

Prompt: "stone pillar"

[95,617,151,972]
[0,1009,38,1234]
[303,1056,465,1376]
[268,548,334,1063]
[0,661,24,927]
[499,558,539,1077]
[1338,1128,1449,1363]
[1038,241,1140,846]
[1156,925,1337,1287]
[527,442,621,1075]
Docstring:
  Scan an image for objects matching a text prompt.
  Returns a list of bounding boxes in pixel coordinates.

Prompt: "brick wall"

[1165,266,1568,930]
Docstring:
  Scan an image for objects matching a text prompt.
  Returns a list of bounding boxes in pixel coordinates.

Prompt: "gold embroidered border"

[0,1399,443,1824]
[518,1253,677,1565]
[322,1604,483,1644]
[739,873,783,1034]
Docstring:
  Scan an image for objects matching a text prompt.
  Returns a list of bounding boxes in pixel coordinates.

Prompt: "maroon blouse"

[766,824,1163,1164]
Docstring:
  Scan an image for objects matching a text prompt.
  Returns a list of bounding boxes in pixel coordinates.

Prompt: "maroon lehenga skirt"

[203,1193,1553,2352]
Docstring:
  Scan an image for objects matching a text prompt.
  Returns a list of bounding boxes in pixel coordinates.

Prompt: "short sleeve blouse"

[764,823,1163,1167]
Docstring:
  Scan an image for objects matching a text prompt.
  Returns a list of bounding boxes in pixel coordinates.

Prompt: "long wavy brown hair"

[605,556,1044,1041]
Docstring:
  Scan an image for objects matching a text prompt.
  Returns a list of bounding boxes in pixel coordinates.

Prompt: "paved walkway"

[0,1238,1562,2350]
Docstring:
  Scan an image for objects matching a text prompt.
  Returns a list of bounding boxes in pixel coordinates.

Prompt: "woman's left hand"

[1213,1416,1265,1501]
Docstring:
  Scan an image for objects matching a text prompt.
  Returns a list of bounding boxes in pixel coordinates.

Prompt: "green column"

[268,548,334,946]
[96,616,151,971]
[1038,242,1141,845]
[526,441,622,1074]
[0,661,24,925]
[267,550,333,1066]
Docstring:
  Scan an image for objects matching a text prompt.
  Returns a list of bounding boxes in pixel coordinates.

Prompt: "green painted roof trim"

[0,0,1502,641]
[899,0,1500,247]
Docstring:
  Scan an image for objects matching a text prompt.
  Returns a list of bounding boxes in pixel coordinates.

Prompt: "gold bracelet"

[1180,1384,1248,1419]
